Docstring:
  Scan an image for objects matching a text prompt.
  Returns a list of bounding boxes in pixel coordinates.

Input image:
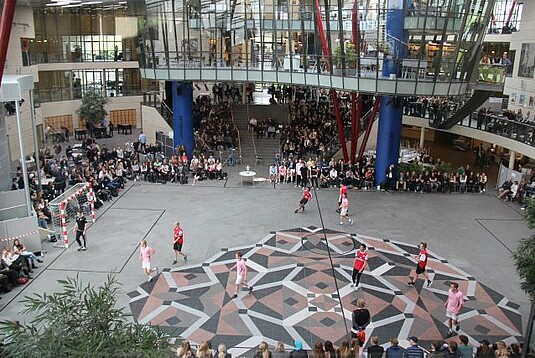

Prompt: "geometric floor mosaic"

[128,227,523,353]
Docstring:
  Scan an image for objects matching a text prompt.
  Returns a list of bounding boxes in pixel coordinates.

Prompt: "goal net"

[49,182,96,248]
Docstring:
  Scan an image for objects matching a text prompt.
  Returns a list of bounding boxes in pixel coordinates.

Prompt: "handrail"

[230,103,242,162]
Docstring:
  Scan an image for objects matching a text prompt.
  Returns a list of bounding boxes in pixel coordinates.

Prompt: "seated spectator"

[290,340,308,358]
[256,341,273,358]
[273,341,289,358]
[177,340,195,358]
[312,341,325,358]
[1,247,31,278]
[406,336,424,358]
[494,342,509,358]
[386,338,405,358]
[12,239,42,269]
[196,342,213,358]
[217,344,231,358]
[458,336,474,358]
[324,341,336,358]
[367,337,384,358]
[498,179,513,200]
[338,341,352,358]
[475,340,495,358]
[446,341,461,358]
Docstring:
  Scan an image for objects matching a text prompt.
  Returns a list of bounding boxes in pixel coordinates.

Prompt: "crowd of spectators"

[473,108,535,146]
[175,336,527,358]
[403,97,463,125]
[194,96,239,151]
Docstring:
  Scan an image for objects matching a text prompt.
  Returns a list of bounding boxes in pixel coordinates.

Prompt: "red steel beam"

[314,0,331,71]
[505,0,517,26]
[350,93,362,163]
[331,89,349,162]
[0,0,16,87]
[358,96,380,161]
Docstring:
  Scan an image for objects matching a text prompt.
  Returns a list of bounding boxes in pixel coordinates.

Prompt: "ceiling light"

[83,1,103,4]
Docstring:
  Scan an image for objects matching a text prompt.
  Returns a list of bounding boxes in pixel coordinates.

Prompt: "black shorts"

[173,242,183,252]
[300,198,309,205]
[416,264,426,275]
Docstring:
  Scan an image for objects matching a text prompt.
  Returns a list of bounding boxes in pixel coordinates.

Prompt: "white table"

[239,171,256,186]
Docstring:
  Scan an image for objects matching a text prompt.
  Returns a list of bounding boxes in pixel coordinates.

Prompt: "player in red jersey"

[407,242,432,287]
[172,221,188,264]
[295,187,312,213]
[352,243,368,288]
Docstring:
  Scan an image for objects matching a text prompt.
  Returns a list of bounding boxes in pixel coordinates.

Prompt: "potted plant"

[333,41,357,75]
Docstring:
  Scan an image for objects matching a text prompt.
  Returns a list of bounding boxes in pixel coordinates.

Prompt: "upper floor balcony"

[138,0,494,97]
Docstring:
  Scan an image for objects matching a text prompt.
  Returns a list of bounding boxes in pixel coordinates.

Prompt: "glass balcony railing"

[478,64,509,84]
[461,112,535,147]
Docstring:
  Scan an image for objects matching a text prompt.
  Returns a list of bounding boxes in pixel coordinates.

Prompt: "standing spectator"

[338,193,353,226]
[217,343,231,358]
[229,251,253,299]
[290,341,308,358]
[256,342,273,358]
[351,244,368,288]
[273,341,288,358]
[445,282,464,337]
[172,221,188,264]
[385,338,405,358]
[406,337,424,358]
[494,342,509,358]
[367,337,384,358]
[385,164,395,192]
[351,298,370,344]
[428,342,444,358]
[139,131,147,153]
[139,239,158,282]
[407,242,432,287]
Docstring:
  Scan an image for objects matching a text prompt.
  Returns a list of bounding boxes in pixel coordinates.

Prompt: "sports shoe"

[349,219,354,225]
[77,247,83,251]
[184,256,188,262]
[249,286,254,294]
[155,267,159,274]
[148,276,153,282]
[172,260,177,265]
[455,323,460,332]
[81,246,87,251]
[294,209,298,213]
[338,222,343,226]
[407,281,414,286]
[232,294,238,299]
[427,280,432,287]
[446,331,454,338]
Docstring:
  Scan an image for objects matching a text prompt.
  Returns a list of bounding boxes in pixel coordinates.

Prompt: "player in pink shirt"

[229,251,253,299]
[445,282,464,337]
[139,239,159,282]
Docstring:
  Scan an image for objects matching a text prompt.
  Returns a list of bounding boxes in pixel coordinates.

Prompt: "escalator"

[434,89,500,129]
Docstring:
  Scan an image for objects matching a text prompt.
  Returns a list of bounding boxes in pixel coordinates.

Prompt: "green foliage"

[513,198,535,298]
[76,89,108,125]
[0,275,173,358]
[333,42,357,69]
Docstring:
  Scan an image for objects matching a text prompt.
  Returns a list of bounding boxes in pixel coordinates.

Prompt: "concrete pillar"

[171,81,194,157]
[0,112,12,191]
[509,150,516,170]
[419,126,425,148]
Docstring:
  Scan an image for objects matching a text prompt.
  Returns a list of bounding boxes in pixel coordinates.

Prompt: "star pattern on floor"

[128,227,523,354]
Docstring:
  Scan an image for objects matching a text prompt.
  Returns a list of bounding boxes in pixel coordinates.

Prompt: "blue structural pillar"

[171,81,194,157]
[375,1,406,187]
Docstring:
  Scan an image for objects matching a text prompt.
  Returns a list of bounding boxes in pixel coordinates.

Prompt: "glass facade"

[134,0,494,97]
[30,6,158,103]
[488,0,523,34]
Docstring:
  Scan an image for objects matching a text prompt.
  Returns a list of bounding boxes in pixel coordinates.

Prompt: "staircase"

[232,104,289,169]
[435,89,500,129]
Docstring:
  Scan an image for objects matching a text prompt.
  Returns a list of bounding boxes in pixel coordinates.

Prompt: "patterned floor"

[128,227,523,353]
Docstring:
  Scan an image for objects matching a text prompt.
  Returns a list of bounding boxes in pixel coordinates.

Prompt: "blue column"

[375,2,406,186]
[171,81,194,157]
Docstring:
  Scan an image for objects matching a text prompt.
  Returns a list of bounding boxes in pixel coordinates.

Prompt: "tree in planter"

[333,41,357,70]
[513,198,535,298]
[76,89,108,127]
[0,275,174,357]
